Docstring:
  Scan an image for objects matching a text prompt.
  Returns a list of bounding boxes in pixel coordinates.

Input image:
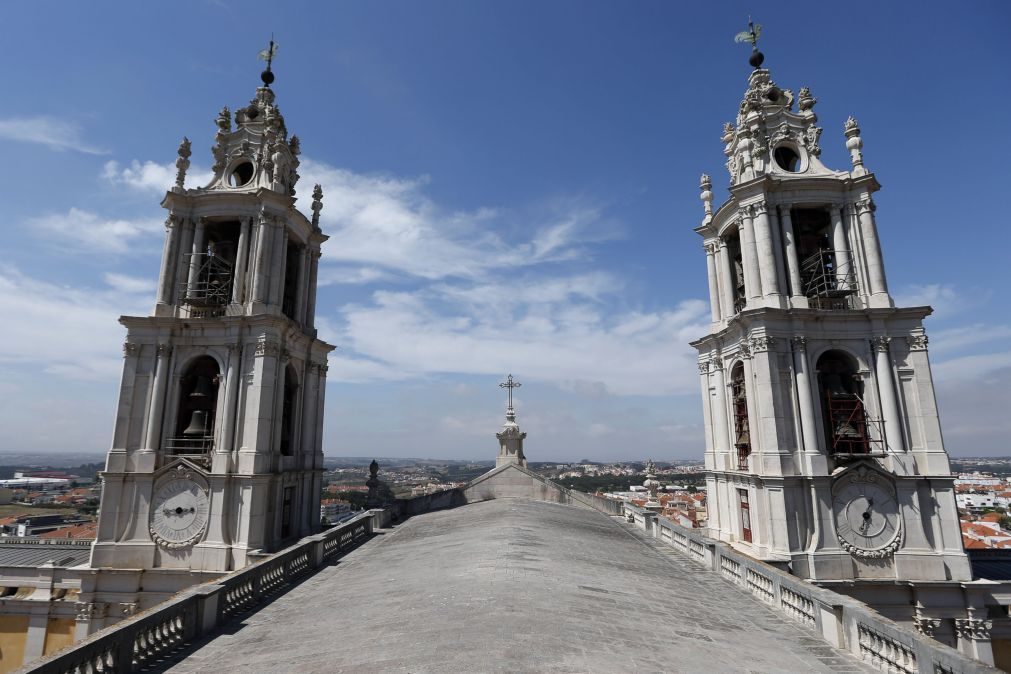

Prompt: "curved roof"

[164,498,869,673]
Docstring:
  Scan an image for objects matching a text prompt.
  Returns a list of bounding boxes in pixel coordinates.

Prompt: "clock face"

[150,478,210,548]
[833,478,901,555]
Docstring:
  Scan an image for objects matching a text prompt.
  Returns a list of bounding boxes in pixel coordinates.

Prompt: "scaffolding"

[824,390,885,455]
[801,249,857,310]
[731,370,751,470]
[180,253,233,308]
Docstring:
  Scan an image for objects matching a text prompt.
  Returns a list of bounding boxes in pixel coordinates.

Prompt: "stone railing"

[0,538,93,548]
[19,512,379,674]
[622,504,997,674]
[560,488,625,516]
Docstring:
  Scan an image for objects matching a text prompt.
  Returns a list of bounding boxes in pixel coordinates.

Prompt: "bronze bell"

[190,376,214,399]
[182,410,209,437]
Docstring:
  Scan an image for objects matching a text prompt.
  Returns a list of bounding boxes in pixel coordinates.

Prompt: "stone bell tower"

[691,29,969,587]
[90,49,334,578]
[496,375,527,467]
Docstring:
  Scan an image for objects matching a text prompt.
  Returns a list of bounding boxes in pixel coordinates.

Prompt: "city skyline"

[1,2,1008,461]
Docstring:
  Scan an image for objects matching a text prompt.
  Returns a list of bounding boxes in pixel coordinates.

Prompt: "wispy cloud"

[29,208,163,254]
[103,272,157,295]
[300,158,618,281]
[103,160,213,192]
[0,116,108,154]
[0,267,148,381]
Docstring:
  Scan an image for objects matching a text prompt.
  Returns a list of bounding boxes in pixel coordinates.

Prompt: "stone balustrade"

[18,512,379,674]
[622,503,997,674]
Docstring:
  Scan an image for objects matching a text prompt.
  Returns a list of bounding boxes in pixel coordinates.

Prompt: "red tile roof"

[38,522,97,540]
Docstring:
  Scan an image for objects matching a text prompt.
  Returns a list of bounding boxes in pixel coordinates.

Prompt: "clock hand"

[859,498,875,534]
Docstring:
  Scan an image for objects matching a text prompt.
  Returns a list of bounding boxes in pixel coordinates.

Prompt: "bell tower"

[691,28,969,585]
[91,49,334,576]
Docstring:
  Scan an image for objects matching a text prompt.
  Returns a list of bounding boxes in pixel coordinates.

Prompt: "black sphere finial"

[257,37,278,87]
[749,50,765,69]
[261,69,275,86]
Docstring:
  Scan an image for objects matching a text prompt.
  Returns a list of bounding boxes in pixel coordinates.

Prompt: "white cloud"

[317,266,396,286]
[103,160,213,192]
[29,208,163,254]
[0,267,148,381]
[328,279,709,396]
[300,158,616,281]
[0,116,108,154]
[104,272,157,294]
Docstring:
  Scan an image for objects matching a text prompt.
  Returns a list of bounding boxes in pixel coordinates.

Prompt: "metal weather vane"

[734,18,765,69]
[258,37,279,86]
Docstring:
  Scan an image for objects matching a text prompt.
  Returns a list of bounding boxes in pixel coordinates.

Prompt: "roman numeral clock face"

[150,478,210,549]
[832,478,901,558]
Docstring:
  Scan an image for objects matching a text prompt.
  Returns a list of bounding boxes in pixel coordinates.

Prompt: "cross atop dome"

[495,374,527,467]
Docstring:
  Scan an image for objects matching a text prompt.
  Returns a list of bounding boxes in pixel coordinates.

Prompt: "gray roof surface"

[0,542,90,568]
[163,499,871,673]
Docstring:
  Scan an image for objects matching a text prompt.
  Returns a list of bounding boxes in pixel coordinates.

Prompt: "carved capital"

[855,198,876,215]
[913,615,942,638]
[751,200,768,216]
[123,342,140,358]
[698,361,711,375]
[954,618,992,641]
[740,205,754,220]
[791,336,807,352]
[75,601,107,621]
[738,340,752,359]
[906,335,928,351]
[156,344,173,358]
[871,336,891,353]
[749,336,775,353]
[704,242,718,255]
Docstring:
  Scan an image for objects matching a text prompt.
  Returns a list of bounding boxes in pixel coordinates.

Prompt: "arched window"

[731,363,750,470]
[279,365,298,456]
[727,230,746,314]
[169,356,220,454]
[816,351,870,454]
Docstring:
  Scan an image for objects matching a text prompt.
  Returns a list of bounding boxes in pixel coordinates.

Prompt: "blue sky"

[1,1,1008,461]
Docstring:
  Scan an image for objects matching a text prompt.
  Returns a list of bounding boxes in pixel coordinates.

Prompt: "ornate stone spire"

[495,375,527,468]
[844,116,866,176]
[700,174,713,219]
[311,184,323,230]
[174,137,191,192]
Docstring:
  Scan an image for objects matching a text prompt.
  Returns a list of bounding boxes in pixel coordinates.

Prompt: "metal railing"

[21,512,379,674]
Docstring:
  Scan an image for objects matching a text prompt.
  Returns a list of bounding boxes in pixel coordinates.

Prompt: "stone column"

[710,358,731,462]
[856,198,889,300]
[300,362,320,458]
[144,344,172,451]
[231,217,251,304]
[295,246,310,324]
[186,218,207,293]
[704,243,722,322]
[306,250,320,330]
[751,200,781,299]
[739,209,762,302]
[768,205,788,302]
[156,216,179,306]
[780,208,804,302]
[250,216,271,304]
[830,206,852,290]
[699,362,716,468]
[221,345,242,452]
[270,224,288,308]
[717,240,734,318]
[172,219,195,305]
[872,336,905,453]
[792,338,819,455]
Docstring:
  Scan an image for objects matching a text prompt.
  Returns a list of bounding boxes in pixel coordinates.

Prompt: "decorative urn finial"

[700,173,713,217]
[174,137,191,190]
[311,184,324,229]
[844,116,866,175]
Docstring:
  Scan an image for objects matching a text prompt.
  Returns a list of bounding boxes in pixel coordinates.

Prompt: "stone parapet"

[622,503,997,674]
[18,513,377,674]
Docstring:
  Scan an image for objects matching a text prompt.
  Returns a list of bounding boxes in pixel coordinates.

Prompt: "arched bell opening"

[168,356,220,455]
[816,350,871,455]
[182,220,240,312]
[793,207,855,309]
[279,364,298,456]
[730,363,751,470]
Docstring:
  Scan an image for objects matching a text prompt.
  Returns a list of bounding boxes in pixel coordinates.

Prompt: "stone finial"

[311,184,324,229]
[721,122,735,142]
[798,87,816,112]
[366,460,382,508]
[700,174,713,217]
[174,137,192,190]
[216,107,232,133]
[289,134,301,156]
[844,116,866,175]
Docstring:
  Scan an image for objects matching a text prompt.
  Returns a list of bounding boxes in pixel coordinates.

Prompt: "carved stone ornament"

[156,344,173,358]
[913,615,942,638]
[254,338,281,358]
[698,361,711,375]
[751,200,768,216]
[871,336,891,352]
[75,601,108,621]
[791,336,807,351]
[832,464,902,559]
[798,87,816,112]
[738,340,752,360]
[856,198,876,215]
[749,336,775,353]
[803,125,823,157]
[704,242,718,255]
[906,335,929,351]
[725,155,738,180]
[311,183,324,228]
[722,122,735,140]
[954,618,992,641]
[123,342,140,358]
[121,602,139,617]
[216,107,232,132]
[844,116,860,135]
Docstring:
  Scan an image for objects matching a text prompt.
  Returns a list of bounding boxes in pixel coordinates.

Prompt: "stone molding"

[123,343,140,358]
[954,618,992,641]
[791,336,807,352]
[906,335,928,351]
[913,615,942,638]
[749,336,775,353]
